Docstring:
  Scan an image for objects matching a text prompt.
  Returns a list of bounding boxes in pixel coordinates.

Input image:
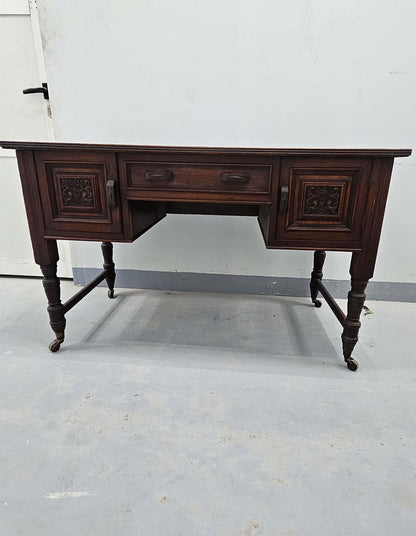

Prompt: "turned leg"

[101,242,116,298]
[341,278,368,371]
[310,250,326,307]
[40,263,66,352]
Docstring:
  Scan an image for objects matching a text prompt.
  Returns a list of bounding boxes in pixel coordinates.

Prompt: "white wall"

[38,0,416,283]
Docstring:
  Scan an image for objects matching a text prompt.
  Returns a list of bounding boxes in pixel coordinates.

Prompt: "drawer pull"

[145,169,174,182]
[279,185,289,214]
[220,172,251,184]
[106,179,117,209]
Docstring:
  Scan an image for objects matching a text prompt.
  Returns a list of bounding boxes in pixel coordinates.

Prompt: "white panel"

[0,15,47,140]
[0,154,70,277]
[0,156,37,276]
[0,11,70,277]
[0,0,29,15]
[37,0,416,283]
[0,149,15,158]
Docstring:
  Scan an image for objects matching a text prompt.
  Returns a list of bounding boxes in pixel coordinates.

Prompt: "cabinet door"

[274,157,373,250]
[35,151,122,238]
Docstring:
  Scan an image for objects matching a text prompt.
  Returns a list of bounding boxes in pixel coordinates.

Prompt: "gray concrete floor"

[0,276,415,536]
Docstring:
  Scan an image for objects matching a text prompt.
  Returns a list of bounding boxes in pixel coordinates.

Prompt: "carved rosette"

[304,185,341,215]
[61,177,94,207]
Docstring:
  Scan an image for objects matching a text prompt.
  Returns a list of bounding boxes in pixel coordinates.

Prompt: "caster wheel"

[313,299,322,308]
[49,339,61,352]
[345,358,358,371]
[108,289,114,299]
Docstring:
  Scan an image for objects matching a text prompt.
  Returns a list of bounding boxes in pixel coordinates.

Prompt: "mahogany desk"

[1,141,411,370]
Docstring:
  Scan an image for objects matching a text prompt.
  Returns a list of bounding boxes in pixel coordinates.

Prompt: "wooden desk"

[1,141,411,370]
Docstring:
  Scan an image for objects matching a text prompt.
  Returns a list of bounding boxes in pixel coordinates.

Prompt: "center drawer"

[123,161,271,194]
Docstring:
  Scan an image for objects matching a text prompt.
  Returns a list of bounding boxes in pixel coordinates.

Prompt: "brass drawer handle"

[220,172,251,184]
[145,169,174,182]
[279,185,289,214]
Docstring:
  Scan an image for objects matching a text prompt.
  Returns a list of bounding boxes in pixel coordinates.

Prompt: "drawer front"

[123,161,271,195]
[273,157,373,249]
[35,151,122,236]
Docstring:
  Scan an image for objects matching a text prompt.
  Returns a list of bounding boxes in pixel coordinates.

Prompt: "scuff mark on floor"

[44,491,96,499]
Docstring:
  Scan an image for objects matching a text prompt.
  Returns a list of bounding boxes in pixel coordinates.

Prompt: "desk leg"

[310,250,326,307]
[40,261,66,353]
[341,251,372,371]
[101,242,116,298]
[342,279,368,371]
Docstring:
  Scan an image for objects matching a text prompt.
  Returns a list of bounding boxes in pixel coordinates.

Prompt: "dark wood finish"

[310,250,326,307]
[34,150,123,236]
[15,150,59,265]
[101,242,116,298]
[63,271,106,314]
[349,158,395,281]
[340,158,396,370]
[314,279,346,326]
[125,161,270,192]
[124,201,166,241]
[118,152,274,204]
[166,202,259,216]
[271,157,373,250]
[2,140,411,158]
[40,263,66,352]
[342,278,368,371]
[4,141,412,370]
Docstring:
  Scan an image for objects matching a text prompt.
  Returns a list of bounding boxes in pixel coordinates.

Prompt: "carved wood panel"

[60,175,95,208]
[272,157,373,249]
[51,167,103,217]
[304,185,342,216]
[34,151,122,236]
[289,171,354,230]
[49,164,107,221]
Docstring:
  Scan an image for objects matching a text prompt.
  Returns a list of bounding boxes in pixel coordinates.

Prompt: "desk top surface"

[0,141,411,158]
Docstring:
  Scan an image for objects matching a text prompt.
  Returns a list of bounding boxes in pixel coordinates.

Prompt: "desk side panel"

[350,157,394,279]
[124,200,166,241]
[16,150,58,265]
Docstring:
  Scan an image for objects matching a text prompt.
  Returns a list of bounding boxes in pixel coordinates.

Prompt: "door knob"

[22,82,49,100]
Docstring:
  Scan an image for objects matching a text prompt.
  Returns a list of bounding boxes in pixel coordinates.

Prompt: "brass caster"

[345,358,359,371]
[49,339,62,352]
[108,289,114,299]
[313,299,322,308]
